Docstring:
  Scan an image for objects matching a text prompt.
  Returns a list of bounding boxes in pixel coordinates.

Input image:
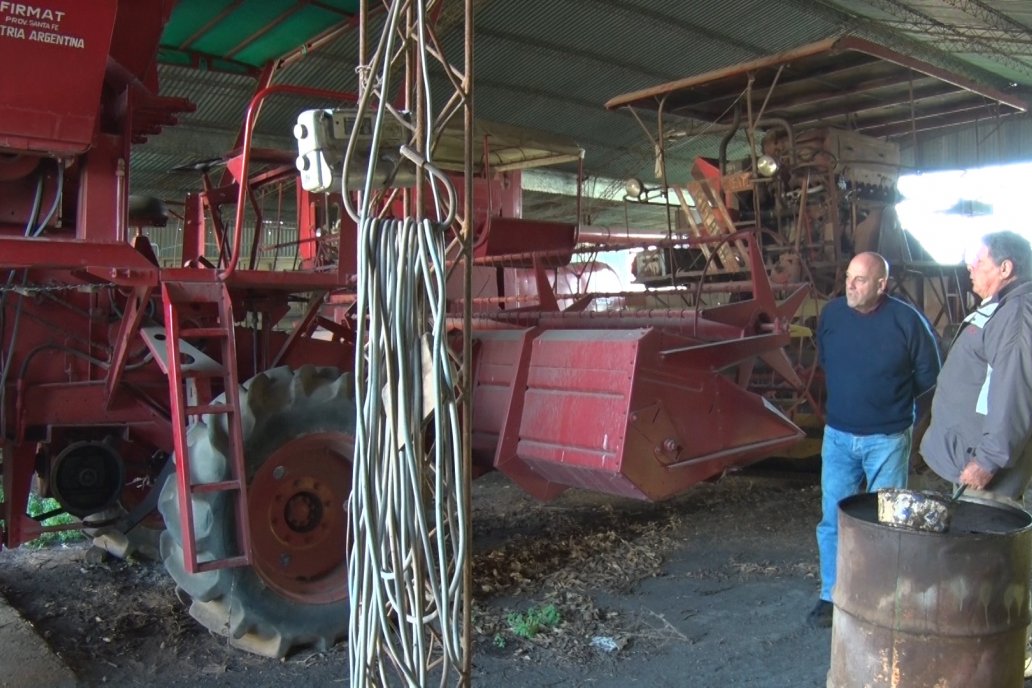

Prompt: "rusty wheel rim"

[247,432,353,604]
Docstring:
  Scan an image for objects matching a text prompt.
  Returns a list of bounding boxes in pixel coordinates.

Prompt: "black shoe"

[807,600,833,629]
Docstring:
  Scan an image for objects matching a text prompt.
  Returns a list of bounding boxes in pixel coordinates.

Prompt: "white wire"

[348,5,469,680]
[350,217,466,686]
[341,1,405,223]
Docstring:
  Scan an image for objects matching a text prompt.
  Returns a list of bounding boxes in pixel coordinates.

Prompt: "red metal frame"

[0,2,359,560]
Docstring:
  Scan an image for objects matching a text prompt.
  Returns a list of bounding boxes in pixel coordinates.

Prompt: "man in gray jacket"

[921,230,1032,504]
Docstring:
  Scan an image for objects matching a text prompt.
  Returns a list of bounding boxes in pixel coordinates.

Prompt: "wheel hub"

[284,491,322,533]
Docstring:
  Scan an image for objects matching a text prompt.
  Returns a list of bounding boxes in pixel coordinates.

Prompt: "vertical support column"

[1,441,43,548]
[182,192,206,266]
[459,0,475,683]
[76,134,126,243]
[347,2,474,685]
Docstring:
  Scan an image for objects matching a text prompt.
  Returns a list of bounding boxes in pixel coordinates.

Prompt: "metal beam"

[941,0,1032,45]
[850,0,1032,81]
[795,0,1021,88]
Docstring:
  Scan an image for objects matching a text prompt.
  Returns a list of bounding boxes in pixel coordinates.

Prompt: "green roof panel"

[160,0,358,70]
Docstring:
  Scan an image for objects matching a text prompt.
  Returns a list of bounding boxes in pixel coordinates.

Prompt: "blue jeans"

[817,424,912,601]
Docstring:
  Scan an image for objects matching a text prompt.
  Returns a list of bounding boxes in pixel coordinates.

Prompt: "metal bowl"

[876,488,952,533]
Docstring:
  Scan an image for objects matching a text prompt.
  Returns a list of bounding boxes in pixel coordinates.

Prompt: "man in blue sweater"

[808,251,941,628]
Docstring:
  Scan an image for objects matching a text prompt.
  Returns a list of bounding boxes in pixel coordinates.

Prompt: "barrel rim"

[839,491,1032,538]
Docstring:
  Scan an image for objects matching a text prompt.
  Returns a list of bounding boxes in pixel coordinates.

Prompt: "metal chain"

[0,282,111,295]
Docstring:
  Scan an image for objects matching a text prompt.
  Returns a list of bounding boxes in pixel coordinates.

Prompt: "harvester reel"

[158,365,355,658]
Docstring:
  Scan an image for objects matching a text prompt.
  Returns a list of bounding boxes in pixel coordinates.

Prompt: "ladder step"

[190,479,243,495]
[180,327,230,338]
[185,402,234,416]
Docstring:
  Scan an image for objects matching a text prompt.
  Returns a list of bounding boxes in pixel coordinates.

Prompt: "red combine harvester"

[0,0,360,658]
[0,0,806,657]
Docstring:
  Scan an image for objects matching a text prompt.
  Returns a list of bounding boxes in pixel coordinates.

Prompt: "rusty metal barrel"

[829,493,1032,688]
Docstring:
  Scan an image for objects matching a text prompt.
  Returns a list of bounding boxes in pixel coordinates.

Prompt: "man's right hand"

[958,459,994,489]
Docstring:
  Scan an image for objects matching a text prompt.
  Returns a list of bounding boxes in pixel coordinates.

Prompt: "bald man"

[808,252,941,628]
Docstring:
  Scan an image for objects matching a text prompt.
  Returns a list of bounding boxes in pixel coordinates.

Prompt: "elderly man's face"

[845,256,886,313]
[967,244,1010,301]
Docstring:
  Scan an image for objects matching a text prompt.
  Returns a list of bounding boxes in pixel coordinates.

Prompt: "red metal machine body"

[0,0,809,542]
[0,3,367,657]
[0,1,352,562]
[0,0,117,155]
[469,237,806,501]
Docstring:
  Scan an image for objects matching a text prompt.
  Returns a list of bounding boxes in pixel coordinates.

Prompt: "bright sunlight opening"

[897,161,1032,264]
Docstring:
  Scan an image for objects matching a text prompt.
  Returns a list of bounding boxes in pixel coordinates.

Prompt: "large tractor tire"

[158,365,355,658]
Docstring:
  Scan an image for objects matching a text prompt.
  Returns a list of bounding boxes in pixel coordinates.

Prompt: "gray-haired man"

[921,230,1032,502]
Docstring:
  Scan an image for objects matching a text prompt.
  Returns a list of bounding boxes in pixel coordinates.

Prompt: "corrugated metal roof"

[128,0,1032,215]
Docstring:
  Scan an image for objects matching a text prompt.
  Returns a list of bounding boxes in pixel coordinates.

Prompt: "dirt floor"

[0,466,850,687]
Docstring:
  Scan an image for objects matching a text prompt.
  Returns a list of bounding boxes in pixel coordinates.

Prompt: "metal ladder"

[144,280,251,573]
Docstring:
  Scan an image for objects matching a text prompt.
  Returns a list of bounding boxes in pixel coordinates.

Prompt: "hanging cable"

[348,3,469,685]
[349,213,466,685]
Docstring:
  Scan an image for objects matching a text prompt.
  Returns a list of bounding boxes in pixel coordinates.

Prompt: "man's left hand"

[958,460,994,489]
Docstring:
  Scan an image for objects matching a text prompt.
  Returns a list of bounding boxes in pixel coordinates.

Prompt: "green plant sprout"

[506,604,561,639]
